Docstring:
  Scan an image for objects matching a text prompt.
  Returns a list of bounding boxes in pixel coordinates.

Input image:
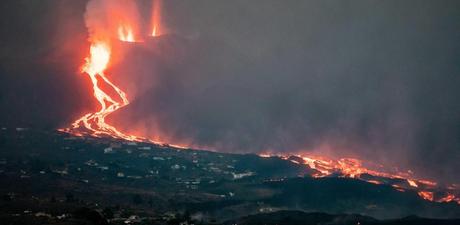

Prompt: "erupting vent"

[60,0,163,143]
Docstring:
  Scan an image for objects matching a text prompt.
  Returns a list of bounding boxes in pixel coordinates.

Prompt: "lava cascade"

[62,40,142,141]
[61,0,158,143]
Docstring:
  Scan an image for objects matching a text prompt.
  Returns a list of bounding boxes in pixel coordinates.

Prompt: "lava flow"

[62,39,143,141]
[60,0,460,206]
[260,153,460,204]
[61,1,153,142]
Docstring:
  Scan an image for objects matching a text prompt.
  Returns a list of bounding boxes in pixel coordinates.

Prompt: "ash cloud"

[84,0,143,42]
[1,0,460,183]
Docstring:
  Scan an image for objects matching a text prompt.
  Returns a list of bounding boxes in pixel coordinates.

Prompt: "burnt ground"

[0,128,459,224]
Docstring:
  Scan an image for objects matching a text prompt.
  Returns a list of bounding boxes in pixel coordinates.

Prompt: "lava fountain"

[150,0,162,37]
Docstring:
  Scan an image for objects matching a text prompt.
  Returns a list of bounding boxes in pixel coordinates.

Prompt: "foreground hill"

[225,211,460,225]
[0,128,459,224]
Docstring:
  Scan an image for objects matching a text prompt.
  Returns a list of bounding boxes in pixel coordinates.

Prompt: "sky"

[0,0,459,183]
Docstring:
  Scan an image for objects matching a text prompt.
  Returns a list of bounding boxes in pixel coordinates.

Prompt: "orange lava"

[118,25,136,42]
[261,153,460,204]
[61,1,460,207]
[63,40,143,141]
[150,0,162,36]
[367,180,382,185]
[392,184,406,192]
[418,191,434,201]
[438,193,455,203]
[62,0,170,145]
[407,179,418,187]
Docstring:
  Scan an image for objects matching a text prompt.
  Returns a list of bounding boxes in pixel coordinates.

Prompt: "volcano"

[1,0,460,225]
[59,31,460,209]
[48,22,460,224]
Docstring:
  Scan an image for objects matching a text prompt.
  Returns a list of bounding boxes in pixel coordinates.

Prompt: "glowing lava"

[418,191,434,201]
[60,0,460,206]
[407,179,418,187]
[150,0,162,36]
[151,25,158,37]
[62,0,164,143]
[262,153,460,204]
[62,40,143,141]
[438,193,456,203]
[118,25,136,42]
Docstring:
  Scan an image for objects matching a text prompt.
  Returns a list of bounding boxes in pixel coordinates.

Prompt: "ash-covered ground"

[0,128,459,225]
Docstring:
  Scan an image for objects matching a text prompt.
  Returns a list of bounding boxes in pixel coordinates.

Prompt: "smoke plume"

[0,0,459,183]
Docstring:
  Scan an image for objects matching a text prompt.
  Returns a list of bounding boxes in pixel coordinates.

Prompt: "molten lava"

[151,25,158,37]
[262,153,460,204]
[118,25,136,42]
[83,42,110,75]
[418,191,434,201]
[61,0,460,206]
[407,179,418,187]
[438,193,456,203]
[150,0,162,36]
[62,0,165,143]
[63,40,142,141]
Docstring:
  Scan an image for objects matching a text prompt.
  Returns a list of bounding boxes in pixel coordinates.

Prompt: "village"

[1,128,459,225]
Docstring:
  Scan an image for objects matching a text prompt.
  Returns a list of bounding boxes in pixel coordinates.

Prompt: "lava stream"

[62,41,142,142]
[261,153,460,204]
